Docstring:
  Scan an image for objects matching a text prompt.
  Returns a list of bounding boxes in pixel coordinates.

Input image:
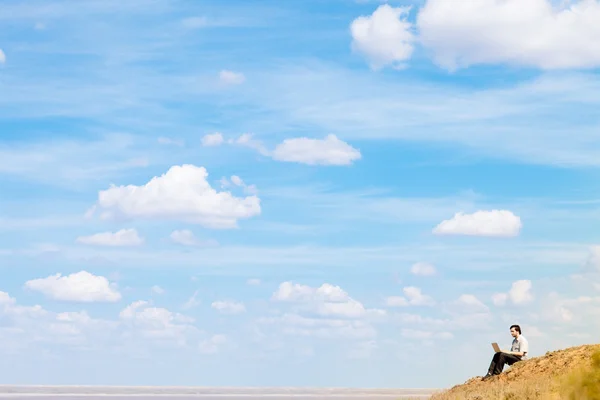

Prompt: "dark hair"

[510,324,521,334]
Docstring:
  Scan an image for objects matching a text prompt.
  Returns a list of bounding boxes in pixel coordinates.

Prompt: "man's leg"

[505,354,521,367]
[485,352,502,377]
[492,353,521,375]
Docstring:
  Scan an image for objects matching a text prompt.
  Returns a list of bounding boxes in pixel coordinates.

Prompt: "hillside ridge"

[431,343,600,400]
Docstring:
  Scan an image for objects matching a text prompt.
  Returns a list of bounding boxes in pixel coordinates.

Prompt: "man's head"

[510,324,521,337]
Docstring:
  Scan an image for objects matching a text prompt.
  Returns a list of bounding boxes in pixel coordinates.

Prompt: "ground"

[430,344,600,400]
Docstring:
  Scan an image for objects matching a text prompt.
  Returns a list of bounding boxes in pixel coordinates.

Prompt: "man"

[482,324,529,381]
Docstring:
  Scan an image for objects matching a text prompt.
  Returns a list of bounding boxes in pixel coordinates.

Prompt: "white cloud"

[272,282,384,319]
[228,133,361,167]
[492,280,534,306]
[0,291,46,318]
[417,0,600,70]
[509,280,534,305]
[402,286,435,306]
[229,133,270,156]
[491,293,508,306]
[24,271,121,302]
[247,278,261,286]
[170,230,218,247]
[89,164,261,229]
[220,175,258,195]
[201,133,224,147]
[151,285,165,295]
[219,70,245,85]
[76,228,143,247]
[119,300,197,344]
[273,282,350,303]
[230,175,243,186]
[271,134,361,166]
[350,4,415,69]
[432,210,522,237]
[410,262,437,276]
[453,294,488,312]
[199,334,227,354]
[211,300,246,315]
[0,49,5,64]
[385,287,436,308]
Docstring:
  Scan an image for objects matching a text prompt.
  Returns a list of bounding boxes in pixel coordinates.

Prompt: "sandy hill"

[430,344,600,400]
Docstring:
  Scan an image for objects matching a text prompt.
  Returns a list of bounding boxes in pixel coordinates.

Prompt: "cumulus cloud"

[119,300,197,344]
[385,286,435,307]
[350,4,415,69]
[271,134,361,166]
[509,280,534,304]
[0,49,5,64]
[170,230,218,247]
[492,280,534,306]
[219,70,245,85]
[89,164,261,229]
[228,133,361,166]
[201,133,224,147]
[410,262,437,276]
[24,271,121,302]
[417,0,600,70]
[350,1,600,71]
[432,209,522,237]
[211,300,246,314]
[272,282,384,319]
[0,291,45,318]
[76,228,143,246]
[402,286,436,306]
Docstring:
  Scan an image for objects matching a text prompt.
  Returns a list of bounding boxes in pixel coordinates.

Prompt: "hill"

[430,344,600,400]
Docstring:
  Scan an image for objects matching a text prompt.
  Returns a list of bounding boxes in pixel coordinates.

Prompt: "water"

[0,386,440,399]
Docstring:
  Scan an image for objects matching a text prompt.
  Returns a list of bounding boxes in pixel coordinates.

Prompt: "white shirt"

[511,335,529,360]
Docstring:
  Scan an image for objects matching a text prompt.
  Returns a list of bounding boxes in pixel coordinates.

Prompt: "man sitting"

[482,324,529,381]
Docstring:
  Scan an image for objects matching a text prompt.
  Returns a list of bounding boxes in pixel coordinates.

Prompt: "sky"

[1,0,600,390]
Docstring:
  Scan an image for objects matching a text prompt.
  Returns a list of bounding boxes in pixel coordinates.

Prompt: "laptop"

[491,342,501,353]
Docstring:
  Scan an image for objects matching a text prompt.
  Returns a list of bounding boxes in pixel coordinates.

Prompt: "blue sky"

[2,0,600,389]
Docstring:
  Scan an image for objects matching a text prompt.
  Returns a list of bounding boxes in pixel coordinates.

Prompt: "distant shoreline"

[0,385,440,398]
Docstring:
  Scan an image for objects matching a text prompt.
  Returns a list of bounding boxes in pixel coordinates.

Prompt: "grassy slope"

[430,344,600,400]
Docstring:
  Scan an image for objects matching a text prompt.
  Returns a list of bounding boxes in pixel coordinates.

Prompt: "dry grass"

[430,344,600,400]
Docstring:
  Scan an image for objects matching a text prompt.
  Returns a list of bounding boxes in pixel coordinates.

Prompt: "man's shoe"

[481,373,493,381]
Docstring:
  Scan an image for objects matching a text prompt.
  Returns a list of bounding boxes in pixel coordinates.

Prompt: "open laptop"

[491,342,501,353]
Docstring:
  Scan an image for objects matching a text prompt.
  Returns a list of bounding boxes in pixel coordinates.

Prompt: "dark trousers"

[488,352,521,375]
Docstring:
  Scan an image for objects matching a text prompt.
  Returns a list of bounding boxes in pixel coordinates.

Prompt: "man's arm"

[502,350,526,356]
